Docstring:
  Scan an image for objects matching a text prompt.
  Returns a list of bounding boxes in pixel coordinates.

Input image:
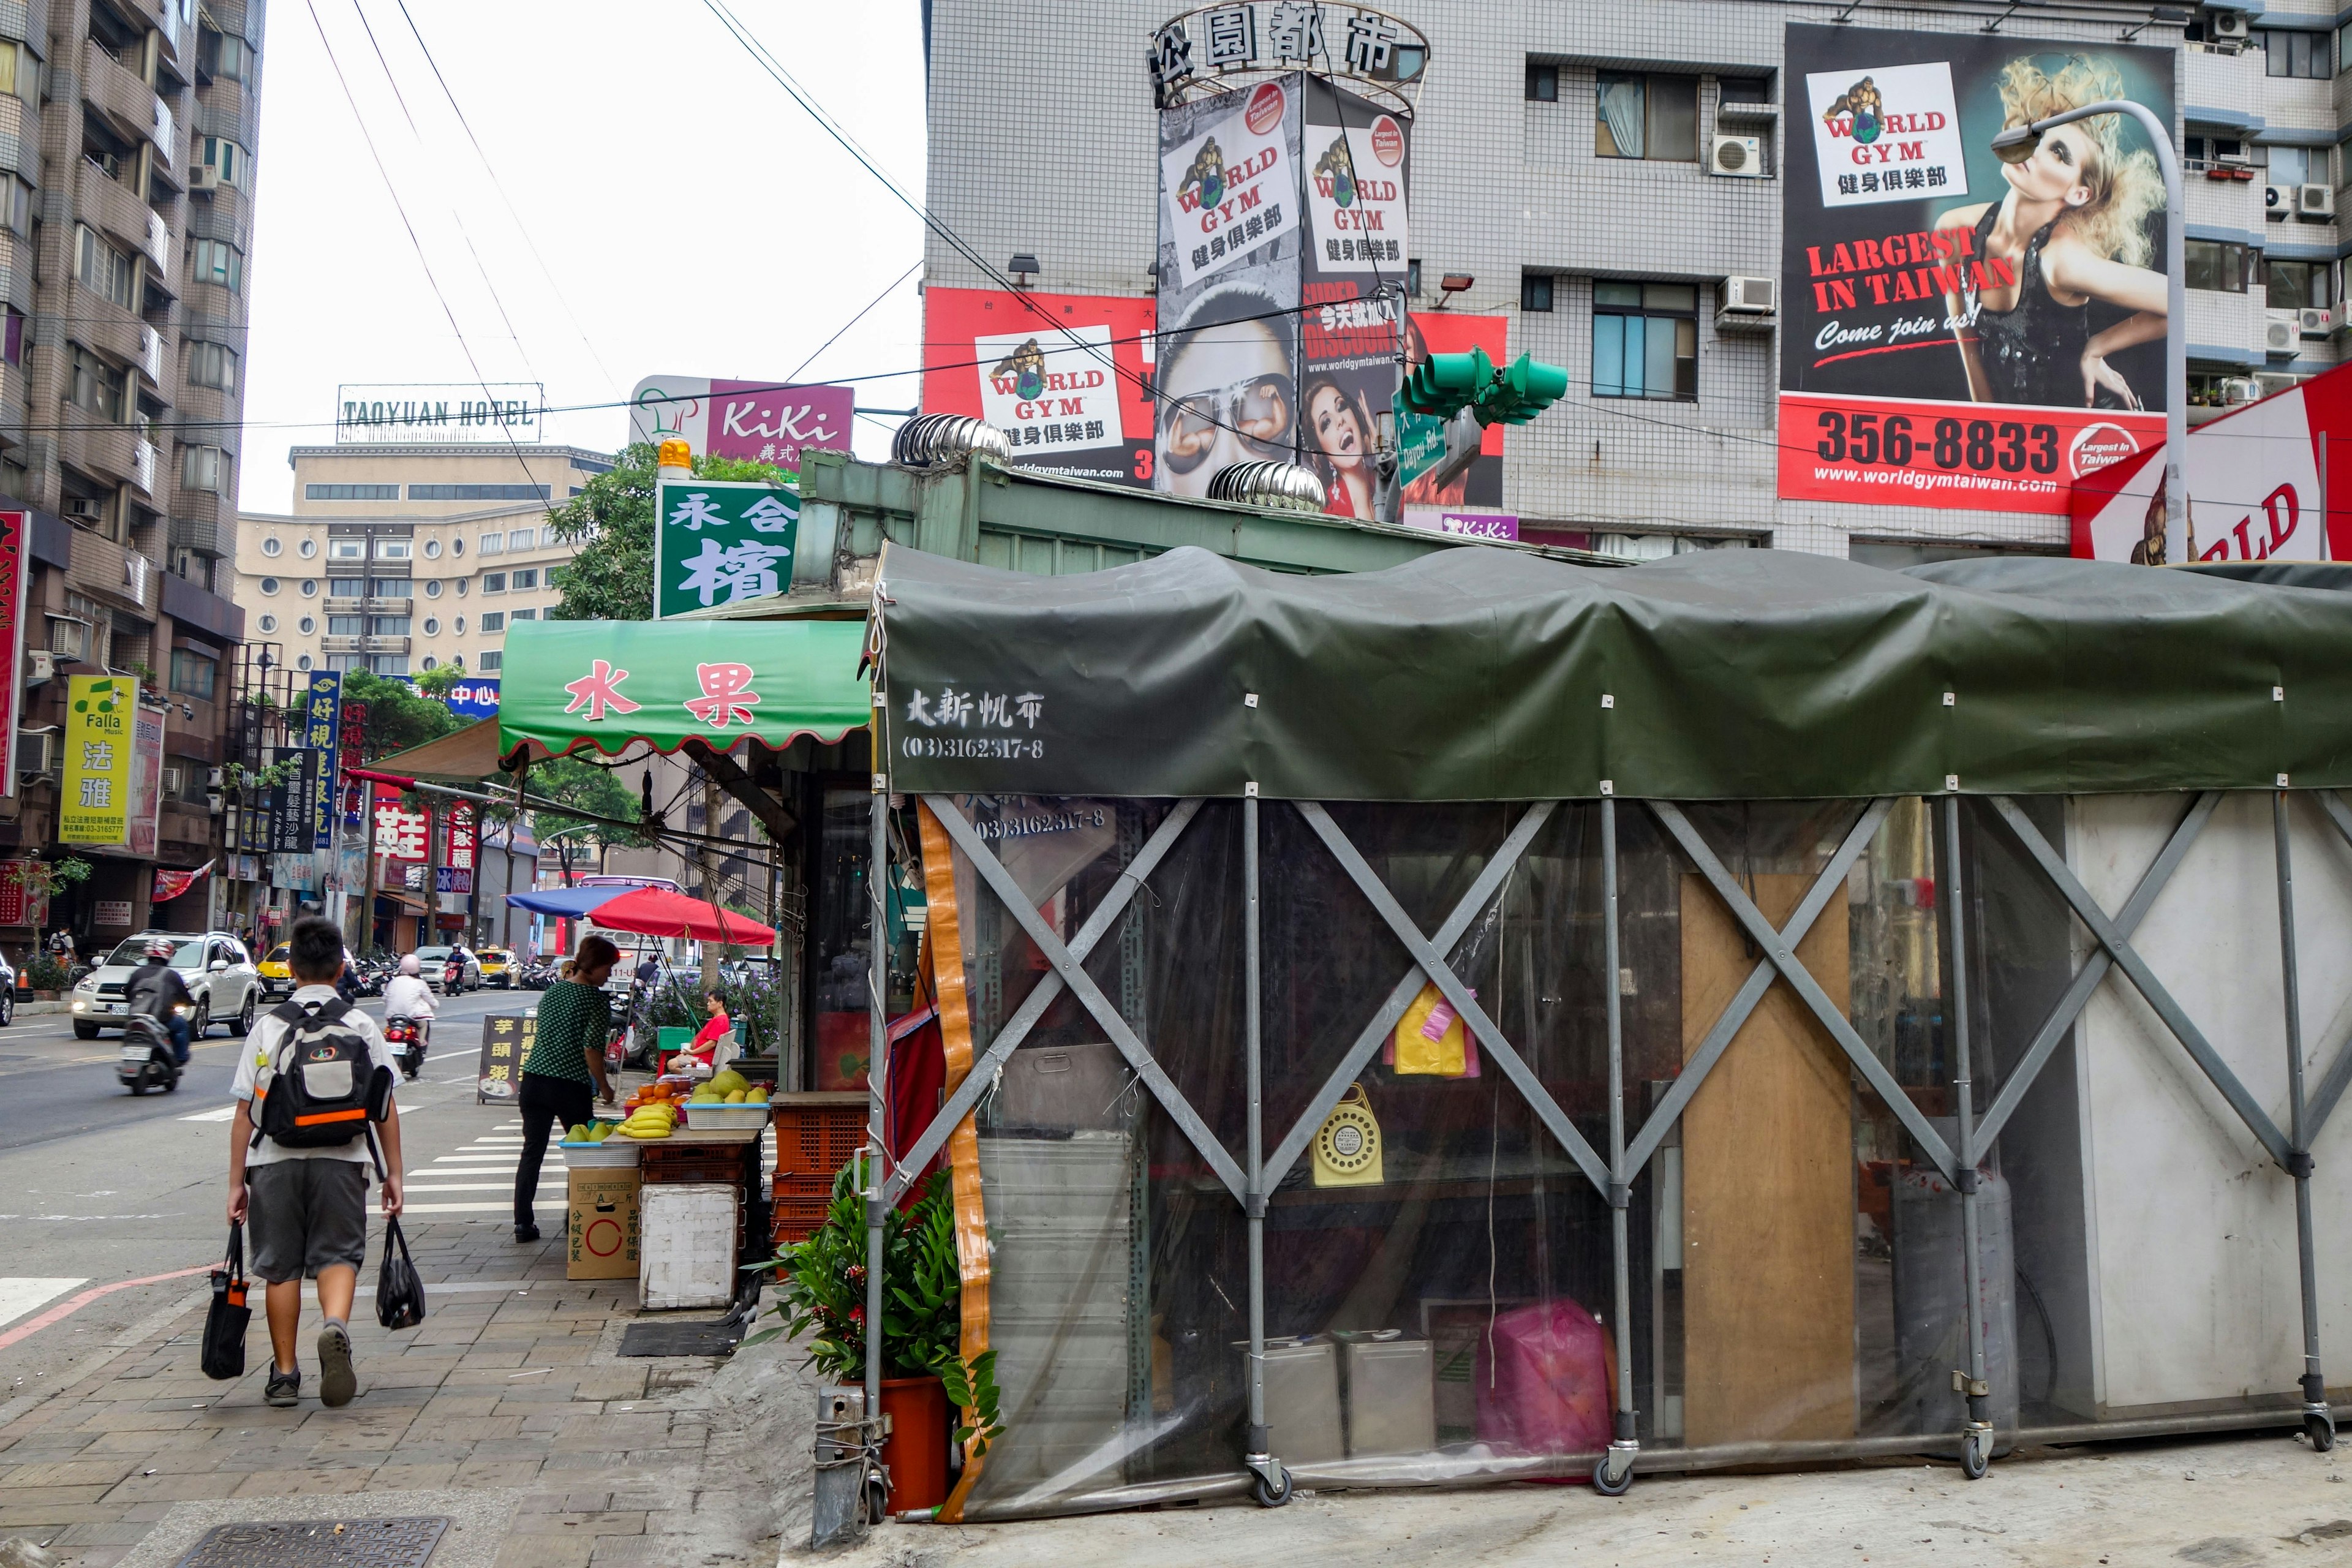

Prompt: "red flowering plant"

[747,1153,1003,1454]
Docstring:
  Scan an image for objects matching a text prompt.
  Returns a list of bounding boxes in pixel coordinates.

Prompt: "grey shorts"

[246,1159,370,1283]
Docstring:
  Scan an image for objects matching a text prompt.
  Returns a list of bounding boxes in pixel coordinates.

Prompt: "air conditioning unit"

[2256,369,2305,398]
[1709,134,1765,178]
[2266,184,2295,217]
[16,729,55,777]
[161,766,183,796]
[206,766,225,788]
[2209,10,2252,40]
[24,649,52,685]
[2266,310,2301,353]
[2301,306,2333,337]
[2219,377,2263,405]
[2300,183,2335,217]
[189,163,220,190]
[1714,276,1778,332]
[61,497,99,521]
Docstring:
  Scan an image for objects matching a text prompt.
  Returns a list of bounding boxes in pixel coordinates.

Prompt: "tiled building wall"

[924,2,2306,557]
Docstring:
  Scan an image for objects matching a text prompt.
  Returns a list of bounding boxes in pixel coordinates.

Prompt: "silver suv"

[71,931,261,1040]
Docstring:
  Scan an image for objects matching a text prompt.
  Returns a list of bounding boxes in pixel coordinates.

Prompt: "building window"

[422,538,442,559]
[421,656,436,670]
[370,616,410,635]
[2268,146,2321,187]
[450,537,464,557]
[298,615,315,634]
[1593,281,1699,400]
[423,616,439,635]
[190,238,243,293]
[456,578,467,597]
[298,538,317,557]
[1526,62,1558,102]
[1406,258,1422,297]
[374,539,412,560]
[4,306,21,366]
[257,613,276,633]
[2341,23,2352,74]
[199,136,249,190]
[183,445,225,494]
[296,654,312,671]
[48,617,86,660]
[328,577,363,597]
[1596,73,1699,162]
[75,226,138,311]
[2261,29,2330,79]
[2185,238,2252,292]
[483,572,505,594]
[1521,274,1555,312]
[424,579,442,598]
[305,484,399,501]
[478,532,503,555]
[0,178,26,241]
[369,577,412,598]
[478,650,502,672]
[2267,257,2329,310]
[510,529,538,549]
[187,341,238,393]
[169,649,217,699]
[300,579,318,596]
[454,615,466,634]
[67,346,126,421]
[260,535,281,557]
[327,615,363,635]
[258,576,279,595]
[1719,77,1771,104]
[326,544,366,565]
[510,568,538,590]
[480,611,505,633]
[367,655,408,675]
[200,29,254,84]
[324,654,357,671]
[406,483,551,501]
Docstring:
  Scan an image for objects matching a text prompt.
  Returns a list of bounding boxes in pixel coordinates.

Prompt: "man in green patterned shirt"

[513,936,619,1242]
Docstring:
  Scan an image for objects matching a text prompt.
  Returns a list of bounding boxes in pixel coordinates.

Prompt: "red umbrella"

[586,886,777,946]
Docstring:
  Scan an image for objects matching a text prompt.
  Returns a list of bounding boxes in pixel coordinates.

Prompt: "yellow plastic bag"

[1395,982,1468,1076]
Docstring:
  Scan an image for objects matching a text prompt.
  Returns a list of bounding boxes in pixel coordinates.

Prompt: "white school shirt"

[230,984,396,1167]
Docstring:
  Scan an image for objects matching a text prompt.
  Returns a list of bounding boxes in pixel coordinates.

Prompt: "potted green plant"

[747,1156,1002,1513]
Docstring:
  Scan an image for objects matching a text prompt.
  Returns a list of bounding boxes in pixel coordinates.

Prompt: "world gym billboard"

[1777,24,2173,514]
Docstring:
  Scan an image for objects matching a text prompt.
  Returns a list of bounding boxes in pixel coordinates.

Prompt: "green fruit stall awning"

[499,619,870,760]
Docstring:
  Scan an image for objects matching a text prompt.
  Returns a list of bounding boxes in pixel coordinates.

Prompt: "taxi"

[257,943,295,1001]
[478,946,517,989]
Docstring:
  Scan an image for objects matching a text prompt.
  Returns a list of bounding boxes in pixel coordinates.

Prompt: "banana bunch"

[614,1102,678,1140]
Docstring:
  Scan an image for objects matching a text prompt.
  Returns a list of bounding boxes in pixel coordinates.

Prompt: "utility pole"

[424,798,442,952]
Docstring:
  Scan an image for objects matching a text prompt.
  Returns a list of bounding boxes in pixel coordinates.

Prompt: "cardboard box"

[568,1169,641,1280]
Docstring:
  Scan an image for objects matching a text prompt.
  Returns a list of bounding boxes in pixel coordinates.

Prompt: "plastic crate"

[772,1093,868,1183]
[772,1193,833,1248]
[640,1141,758,1189]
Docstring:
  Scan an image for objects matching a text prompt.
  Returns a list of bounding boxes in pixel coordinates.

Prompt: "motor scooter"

[386,1014,429,1080]
[116,1011,181,1096]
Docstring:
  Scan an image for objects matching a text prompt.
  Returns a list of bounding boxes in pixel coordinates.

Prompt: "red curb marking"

[0,1264,214,1351]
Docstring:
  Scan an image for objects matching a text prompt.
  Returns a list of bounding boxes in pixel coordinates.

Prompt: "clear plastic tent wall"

[866,548,2352,1520]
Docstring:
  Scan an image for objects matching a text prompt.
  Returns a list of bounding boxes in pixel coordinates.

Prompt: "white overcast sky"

[239,1,927,511]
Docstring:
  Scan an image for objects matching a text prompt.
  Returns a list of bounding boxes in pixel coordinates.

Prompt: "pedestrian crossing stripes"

[403,1123,567,1217]
[0,1278,87,1332]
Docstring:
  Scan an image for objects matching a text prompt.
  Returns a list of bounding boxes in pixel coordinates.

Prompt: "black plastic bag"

[375,1216,427,1331]
[200,1224,249,1381]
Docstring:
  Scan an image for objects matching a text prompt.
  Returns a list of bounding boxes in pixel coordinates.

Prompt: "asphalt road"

[0,982,553,1408]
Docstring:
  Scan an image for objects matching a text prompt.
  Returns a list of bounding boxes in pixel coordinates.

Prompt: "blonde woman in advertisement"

[1934,56,2168,409]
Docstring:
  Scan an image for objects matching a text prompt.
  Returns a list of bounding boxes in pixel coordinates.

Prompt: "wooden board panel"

[1679,872,1856,1445]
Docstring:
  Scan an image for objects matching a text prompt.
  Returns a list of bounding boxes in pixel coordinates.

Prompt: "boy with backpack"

[225,916,405,1408]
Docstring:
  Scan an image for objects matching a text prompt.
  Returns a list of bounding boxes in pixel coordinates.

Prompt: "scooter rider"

[382,954,436,1063]
[126,938,194,1065]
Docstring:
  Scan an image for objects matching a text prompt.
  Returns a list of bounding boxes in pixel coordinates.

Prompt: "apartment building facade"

[924,0,2346,561]
[231,442,612,678]
[0,0,258,947]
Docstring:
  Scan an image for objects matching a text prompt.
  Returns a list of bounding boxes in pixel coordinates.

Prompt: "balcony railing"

[361,635,411,654]
[320,636,361,655]
[137,323,162,385]
[132,437,157,499]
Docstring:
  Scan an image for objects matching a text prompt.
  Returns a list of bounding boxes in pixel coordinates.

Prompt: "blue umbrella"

[502,884,633,918]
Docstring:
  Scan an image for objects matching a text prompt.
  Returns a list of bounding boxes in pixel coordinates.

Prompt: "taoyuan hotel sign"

[336,382,545,444]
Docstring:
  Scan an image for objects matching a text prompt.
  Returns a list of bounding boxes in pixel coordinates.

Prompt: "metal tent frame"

[859,782,2343,1514]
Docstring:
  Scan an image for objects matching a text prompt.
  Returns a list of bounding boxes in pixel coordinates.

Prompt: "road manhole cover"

[173,1517,449,1567]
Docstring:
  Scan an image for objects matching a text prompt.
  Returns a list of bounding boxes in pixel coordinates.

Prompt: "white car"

[71,931,260,1039]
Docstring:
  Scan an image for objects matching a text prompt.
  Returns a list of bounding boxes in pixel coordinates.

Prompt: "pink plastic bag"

[1472,1300,1615,1469]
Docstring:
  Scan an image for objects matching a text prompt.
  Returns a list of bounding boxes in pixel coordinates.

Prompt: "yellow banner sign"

[59,676,137,846]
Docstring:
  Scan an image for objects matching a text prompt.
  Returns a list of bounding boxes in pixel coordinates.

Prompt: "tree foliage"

[339,669,462,761]
[528,755,639,848]
[545,442,788,623]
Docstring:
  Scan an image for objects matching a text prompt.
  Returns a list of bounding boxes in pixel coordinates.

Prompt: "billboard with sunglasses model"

[919,288,1159,489]
[1155,72,1410,521]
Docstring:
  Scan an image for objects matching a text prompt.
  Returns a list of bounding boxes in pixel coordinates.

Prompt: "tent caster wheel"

[1593,1452,1635,1496]
[2308,1412,2337,1454]
[1961,1430,1991,1480]
[1251,1464,1292,1507]
[862,1474,890,1525]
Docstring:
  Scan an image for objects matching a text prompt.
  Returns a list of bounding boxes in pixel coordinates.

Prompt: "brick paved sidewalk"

[0,1218,812,1568]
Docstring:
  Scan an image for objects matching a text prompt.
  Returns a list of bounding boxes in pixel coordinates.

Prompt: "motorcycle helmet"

[399,954,421,976]
[144,938,175,961]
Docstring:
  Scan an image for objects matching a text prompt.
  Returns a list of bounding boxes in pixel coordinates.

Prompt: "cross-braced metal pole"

[1597,796,1638,1494]
[2275,792,2337,1454]
[1943,795,1994,1479]
[1242,796,1286,1502]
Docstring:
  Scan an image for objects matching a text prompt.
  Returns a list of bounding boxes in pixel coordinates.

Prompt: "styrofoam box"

[638,1183,741,1310]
